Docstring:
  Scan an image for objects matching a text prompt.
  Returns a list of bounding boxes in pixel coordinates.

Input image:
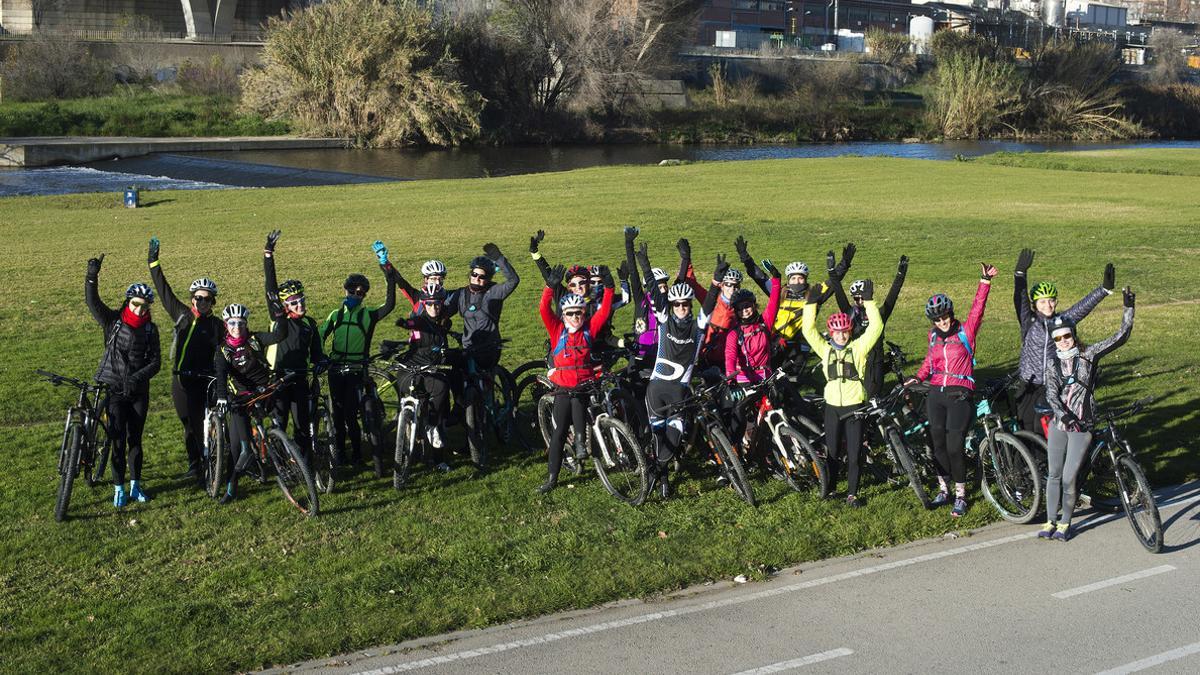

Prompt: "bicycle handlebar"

[1099,396,1154,423]
[35,369,98,391]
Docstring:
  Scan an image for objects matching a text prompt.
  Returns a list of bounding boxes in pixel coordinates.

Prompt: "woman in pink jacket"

[907,263,997,517]
[725,260,783,449]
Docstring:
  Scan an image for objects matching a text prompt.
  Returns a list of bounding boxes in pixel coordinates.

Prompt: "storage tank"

[1042,0,1065,27]
[910,16,934,55]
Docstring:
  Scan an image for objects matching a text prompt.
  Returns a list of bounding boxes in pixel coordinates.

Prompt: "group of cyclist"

[82,229,1136,542]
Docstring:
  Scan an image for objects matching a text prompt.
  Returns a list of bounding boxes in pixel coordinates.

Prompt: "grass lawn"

[972,148,1200,177]
[1,150,1197,673]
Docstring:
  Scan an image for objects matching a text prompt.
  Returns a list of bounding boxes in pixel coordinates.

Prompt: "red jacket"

[541,286,614,388]
[725,277,782,383]
[916,279,991,391]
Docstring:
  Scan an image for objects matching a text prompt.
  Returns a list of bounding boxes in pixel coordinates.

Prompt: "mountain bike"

[37,370,110,522]
[306,368,338,493]
[328,359,388,477]
[391,361,453,490]
[732,371,829,498]
[454,338,526,462]
[839,384,931,507]
[1080,397,1162,553]
[660,380,757,506]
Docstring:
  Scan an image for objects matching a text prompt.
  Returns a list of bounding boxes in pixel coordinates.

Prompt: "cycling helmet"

[560,293,588,311]
[667,283,694,302]
[1050,315,1076,340]
[418,282,446,305]
[723,268,744,285]
[730,288,756,308]
[925,293,954,320]
[278,279,304,301]
[344,273,370,292]
[189,277,218,296]
[588,265,602,277]
[651,267,670,283]
[222,303,249,321]
[1030,281,1058,302]
[421,259,447,277]
[566,265,589,282]
[827,312,853,332]
[469,256,494,277]
[849,280,867,297]
[785,261,809,277]
[125,283,154,302]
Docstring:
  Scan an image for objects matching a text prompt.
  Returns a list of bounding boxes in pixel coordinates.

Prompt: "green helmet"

[1030,281,1057,302]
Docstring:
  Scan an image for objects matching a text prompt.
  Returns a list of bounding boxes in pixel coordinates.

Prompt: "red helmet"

[565,265,589,282]
[827,312,852,332]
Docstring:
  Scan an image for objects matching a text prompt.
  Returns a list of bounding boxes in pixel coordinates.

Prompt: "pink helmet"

[827,312,852,332]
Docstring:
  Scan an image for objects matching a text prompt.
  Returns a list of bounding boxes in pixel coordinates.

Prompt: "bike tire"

[886,428,930,509]
[90,414,112,486]
[514,374,549,452]
[488,365,523,450]
[393,408,417,490]
[55,423,83,522]
[362,393,387,478]
[774,425,830,498]
[313,404,337,494]
[368,365,400,435]
[1115,454,1163,553]
[592,416,650,506]
[979,432,1041,524]
[204,410,228,499]
[708,425,756,507]
[509,359,546,385]
[267,428,319,517]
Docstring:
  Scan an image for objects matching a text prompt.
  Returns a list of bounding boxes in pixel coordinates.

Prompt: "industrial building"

[0,0,294,38]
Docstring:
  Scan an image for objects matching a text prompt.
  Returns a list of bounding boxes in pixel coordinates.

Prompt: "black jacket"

[149,261,223,379]
[86,271,161,394]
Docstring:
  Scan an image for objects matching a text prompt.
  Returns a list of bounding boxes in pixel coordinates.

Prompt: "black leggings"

[328,368,363,457]
[107,390,149,485]
[926,386,973,484]
[171,376,208,475]
[274,379,314,457]
[547,390,587,478]
[824,404,864,496]
[226,412,255,494]
[1015,382,1047,434]
[398,371,450,421]
[646,381,687,468]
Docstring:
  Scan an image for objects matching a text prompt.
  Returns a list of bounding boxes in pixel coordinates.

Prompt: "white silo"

[910,16,934,55]
[1043,0,1065,27]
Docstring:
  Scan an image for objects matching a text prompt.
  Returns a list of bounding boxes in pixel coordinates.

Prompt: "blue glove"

[373,241,389,265]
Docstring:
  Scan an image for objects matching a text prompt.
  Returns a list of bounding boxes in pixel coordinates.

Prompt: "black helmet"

[469,256,494,278]
[1050,315,1077,340]
[730,289,757,308]
[344,273,370,292]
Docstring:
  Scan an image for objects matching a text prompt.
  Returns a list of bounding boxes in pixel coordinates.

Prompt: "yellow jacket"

[801,300,882,407]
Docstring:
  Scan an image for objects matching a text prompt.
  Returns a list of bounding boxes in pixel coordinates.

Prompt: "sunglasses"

[568,280,589,288]
[422,299,442,307]
[284,296,306,306]
[192,295,214,303]
[226,320,246,328]
[563,311,584,318]
[1053,334,1074,343]
[723,282,739,288]
[349,287,367,297]
[671,301,691,308]
[129,299,148,308]
[470,271,489,279]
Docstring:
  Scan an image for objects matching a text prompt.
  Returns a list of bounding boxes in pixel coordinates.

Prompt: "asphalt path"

[270,482,1200,675]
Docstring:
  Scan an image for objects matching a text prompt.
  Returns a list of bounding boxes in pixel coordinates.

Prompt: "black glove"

[734,235,751,264]
[897,254,909,276]
[859,279,874,301]
[87,254,104,277]
[598,265,614,288]
[833,243,856,279]
[546,264,565,288]
[826,250,837,275]
[624,226,639,244]
[806,283,823,303]
[483,243,502,261]
[1123,286,1135,308]
[762,258,781,279]
[617,261,630,282]
[1103,263,1115,292]
[714,253,730,282]
[677,238,691,260]
[147,238,159,264]
[1060,411,1083,430]
[530,230,545,254]
[1015,248,1034,277]
[265,229,281,254]
[636,242,650,268]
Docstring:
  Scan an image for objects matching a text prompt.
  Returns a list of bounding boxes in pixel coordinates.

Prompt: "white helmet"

[559,293,587,311]
[785,262,809,277]
[421,259,447,277]
[667,283,694,302]
[222,303,250,321]
[125,283,155,301]
[722,268,743,284]
[849,279,867,297]
[189,277,218,295]
[651,267,670,282]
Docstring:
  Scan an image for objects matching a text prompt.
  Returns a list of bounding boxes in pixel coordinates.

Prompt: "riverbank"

[1,150,1195,673]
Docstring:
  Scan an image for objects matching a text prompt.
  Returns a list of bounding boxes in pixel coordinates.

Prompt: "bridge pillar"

[180,0,214,38]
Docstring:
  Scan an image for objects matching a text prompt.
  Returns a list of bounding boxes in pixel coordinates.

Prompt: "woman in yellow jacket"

[801,280,883,508]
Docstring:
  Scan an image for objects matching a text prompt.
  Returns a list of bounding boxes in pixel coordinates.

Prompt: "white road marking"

[1094,640,1200,675]
[730,648,855,674]
[1052,565,1176,599]
[351,531,1037,674]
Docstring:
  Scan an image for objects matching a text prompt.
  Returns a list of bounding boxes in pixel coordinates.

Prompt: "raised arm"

[255,305,290,347]
[963,264,997,346]
[539,282,563,339]
[636,243,667,314]
[528,230,554,286]
[735,235,770,295]
[1063,263,1115,323]
[1013,247,1033,328]
[761,260,783,330]
[483,243,520,299]
[147,237,189,321]
[1088,289,1135,361]
[799,287,831,362]
[84,255,118,328]
[880,255,908,322]
[675,238,692,286]
[826,250,853,314]
[370,240,397,323]
[588,267,616,335]
[263,230,280,302]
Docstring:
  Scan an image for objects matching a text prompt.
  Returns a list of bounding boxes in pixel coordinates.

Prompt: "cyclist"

[262,230,326,463]
[725,260,783,449]
[536,263,615,494]
[146,237,222,488]
[906,263,997,517]
[827,251,909,398]
[1013,248,1115,433]
[800,279,883,509]
[531,230,629,312]
[320,242,397,470]
[213,303,289,503]
[623,226,678,370]
[1039,287,1135,542]
[444,243,519,471]
[637,242,720,498]
[386,258,447,316]
[393,279,454,468]
[85,254,161,508]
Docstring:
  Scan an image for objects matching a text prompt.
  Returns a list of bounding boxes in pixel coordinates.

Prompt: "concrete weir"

[0,136,349,168]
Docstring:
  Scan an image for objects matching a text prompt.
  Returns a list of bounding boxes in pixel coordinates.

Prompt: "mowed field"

[0,150,1197,673]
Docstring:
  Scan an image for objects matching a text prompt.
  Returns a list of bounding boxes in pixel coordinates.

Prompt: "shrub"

[0,33,111,101]
[866,28,915,71]
[926,54,1021,139]
[241,0,482,147]
[1123,83,1200,137]
[1021,41,1140,139]
[178,56,240,97]
[1147,28,1187,85]
[930,30,1006,64]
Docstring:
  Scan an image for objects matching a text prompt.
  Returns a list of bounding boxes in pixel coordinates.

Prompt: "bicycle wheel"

[886,428,930,509]
[509,359,546,385]
[90,410,112,486]
[55,422,83,522]
[313,404,337,494]
[488,366,525,451]
[362,391,387,478]
[1115,454,1162,553]
[369,365,400,434]
[393,408,417,490]
[707,425,756,507]
[203,410,228,499]
[592,416,650,506]
[267,428,319,517]
[774,425,830,498]
[514,374,549,452]
[979,432,1041,524]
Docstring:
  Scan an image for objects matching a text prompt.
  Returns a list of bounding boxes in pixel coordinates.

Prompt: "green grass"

[0,91,290,138]
[2,152,1198,673]
[972,148,1200,176]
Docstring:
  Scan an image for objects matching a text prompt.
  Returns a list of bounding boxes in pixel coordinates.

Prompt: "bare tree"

[1148,28,1187,84]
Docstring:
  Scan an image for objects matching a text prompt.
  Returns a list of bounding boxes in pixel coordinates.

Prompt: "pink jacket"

[916,279,991,391]
[725,277,782,384]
